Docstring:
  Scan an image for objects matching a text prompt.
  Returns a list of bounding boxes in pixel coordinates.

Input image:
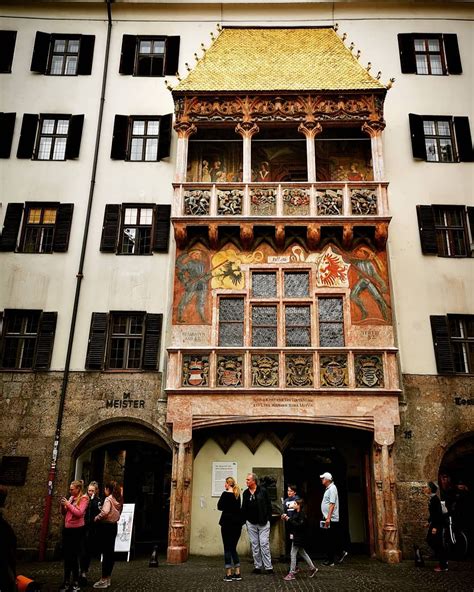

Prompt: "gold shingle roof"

[174,27,385,93]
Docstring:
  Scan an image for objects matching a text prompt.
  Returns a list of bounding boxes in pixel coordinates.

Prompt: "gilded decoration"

[283,188,310,216]
[355,354,384,388]
[217,355,243,387]
[184,189,210,216]
[320,355,348,388]
[286,354,314,388]
[351,188,378,215]
[316,189,343,215]
[182,354,209,387]
[251,355,279,388]
[250,187,277,215]
[217,189,243,215]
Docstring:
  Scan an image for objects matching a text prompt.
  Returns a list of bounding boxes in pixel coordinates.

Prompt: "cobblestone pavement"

[17,555,473,592]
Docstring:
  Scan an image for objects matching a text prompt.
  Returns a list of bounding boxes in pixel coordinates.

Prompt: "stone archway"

[439,432,474,492]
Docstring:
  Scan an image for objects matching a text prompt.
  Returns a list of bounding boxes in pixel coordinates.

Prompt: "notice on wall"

[114,503,135,560]
[212,462,237,497]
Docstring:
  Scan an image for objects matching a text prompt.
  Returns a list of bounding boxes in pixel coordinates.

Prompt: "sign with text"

[212,462,237,497]
[114,503,135,560]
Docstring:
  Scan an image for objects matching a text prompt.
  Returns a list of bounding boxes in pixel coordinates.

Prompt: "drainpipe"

[38,0,113,560]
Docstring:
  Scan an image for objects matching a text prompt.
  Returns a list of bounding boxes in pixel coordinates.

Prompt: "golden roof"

[174,27,385,93]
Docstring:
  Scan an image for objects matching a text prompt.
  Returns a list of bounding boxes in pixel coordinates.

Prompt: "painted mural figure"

[349,247,390,321]
[210,160,225,182]
[176,251,211,323]
[201,160,211,182]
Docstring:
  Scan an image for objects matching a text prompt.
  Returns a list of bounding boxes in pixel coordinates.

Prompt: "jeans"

[98,522,118,578]
[221,525,241,568]
[246,521,272,570]
[63,526,84,584]
[290,542,315,573]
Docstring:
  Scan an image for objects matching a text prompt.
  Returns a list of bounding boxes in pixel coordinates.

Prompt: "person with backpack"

[282,499,318,581]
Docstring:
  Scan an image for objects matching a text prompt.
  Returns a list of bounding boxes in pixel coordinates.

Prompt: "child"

[282,499,318,581]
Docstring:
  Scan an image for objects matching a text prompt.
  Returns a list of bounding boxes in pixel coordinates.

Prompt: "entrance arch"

[73,420,172,552]
[439,432,474,489]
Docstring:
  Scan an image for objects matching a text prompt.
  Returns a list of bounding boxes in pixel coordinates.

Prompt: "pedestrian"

[0,486,16,592]
[241,472,273,575]
[425,481,448,572]
[79,481,102,586]
[60,479,89,592]
[320,472,348,566]
[217,477,243,582]
[93,481,123,589]
[282,499,318,581]
[281,484,301,569]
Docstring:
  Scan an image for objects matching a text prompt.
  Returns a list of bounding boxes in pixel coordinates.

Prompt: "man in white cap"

[320,472,348,566]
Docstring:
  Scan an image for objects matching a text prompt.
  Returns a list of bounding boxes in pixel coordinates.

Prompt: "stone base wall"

[396,373,473,558]
[0,371,170,555]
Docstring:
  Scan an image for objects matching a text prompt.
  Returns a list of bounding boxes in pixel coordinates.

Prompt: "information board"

[114,503,135,561]
[212,462,237,497]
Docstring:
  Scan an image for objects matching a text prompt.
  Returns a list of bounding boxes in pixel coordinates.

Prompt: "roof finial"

[164,79,173,91]
[201,42,207,54]
[342,32,347,41]
[349,42,355,51]
[216,23,222,31]
[366,62,372,71]
[334,22,339,31]
[376,71,382,80]
[356,50,361,59]
[210,31,215,41]
[387,77,396,89]
[194,52,199,61]
[185,62,191,72]
[176,72,182,82]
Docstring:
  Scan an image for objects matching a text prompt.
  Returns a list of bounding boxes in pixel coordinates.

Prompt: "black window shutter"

[443,34,462,75]
[153,204,171,252]
[65,114,84,159]
[0,203,23,252]
[110,115,129,160]
[53,204,74,252]
[164,36,181,76]
[77,35,95,75]
[16,113,39,159]
[467,207,474,245]
[0,112,16,158]
[454,117,473,162]
[142,313,162,370]
[119,35,136,75]
[397,33,416,74]
[430,316,455,374]
[34,311,57,370]
[408,113,427,160]
[30,31,51,73]
[416,205,438,255]
[100,204,121,252]
[157,113,172,160]
[85,312,108,370]
[0,30,17,73]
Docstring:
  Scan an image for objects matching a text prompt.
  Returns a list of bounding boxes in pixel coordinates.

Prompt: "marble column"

[167,440,194,563]
[362,121,386,182]
[235,122,259,183]
[298,121,323,183]
[174,121,197,183]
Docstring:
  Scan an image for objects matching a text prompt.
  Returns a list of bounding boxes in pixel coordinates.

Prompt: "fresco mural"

[187,141,243,182]
[251,141,307,182]
[316,139,373,182]
[173,243,391,325]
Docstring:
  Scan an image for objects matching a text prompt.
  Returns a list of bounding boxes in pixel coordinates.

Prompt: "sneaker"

[58,584,69,592]
[232,573,242,581]
[309,567,318,578]
[252,568,262,574]
[93,579,110,589]
[434,565,448,572]
[337,551,348,564]
[322,560,335,567]
[283,572,295,581]
[223,575,233,582]
[265,569,274,575]
[71,584,81,592]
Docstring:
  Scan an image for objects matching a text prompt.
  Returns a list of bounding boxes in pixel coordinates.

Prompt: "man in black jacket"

[241,473,273,574]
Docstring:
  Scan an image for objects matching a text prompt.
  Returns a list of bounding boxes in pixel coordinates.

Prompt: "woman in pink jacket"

[93,481,123,589]
[60,479,89,592]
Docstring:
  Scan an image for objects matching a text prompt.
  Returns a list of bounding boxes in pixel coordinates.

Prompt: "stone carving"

[320,355,348,387]
[217,189,243,215]
[316,189,343,215]
[250,187,277,216]
[216,355,243,387]
[355,354,384,388]
[351,188,378,215]
[283,188,310,216]
[251,355,279,387]
[184,190,210,216]
[182,355,209,387]
[286,354,313,387]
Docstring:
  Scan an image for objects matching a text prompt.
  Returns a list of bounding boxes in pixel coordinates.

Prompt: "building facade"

[0,0,472,562]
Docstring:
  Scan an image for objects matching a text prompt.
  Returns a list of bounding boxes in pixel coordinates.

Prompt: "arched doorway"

[73,421,172,553]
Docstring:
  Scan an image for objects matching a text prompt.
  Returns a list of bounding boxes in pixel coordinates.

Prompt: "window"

[0,112,16,158]
[110,114,172,162]
[85,312,162,371]
[318,297,344,347]
[0,309,57,370]
[100,203,171,254]
[430,315,474,374]
[398,33,462,75]
[119,34,180,77]
[0,202,74,253]
[0,30,17,73]
[218,298,244,347]
[409,115,473,163]
[417,205,473,257]
[17,113,84,160]
[30,31,95,75]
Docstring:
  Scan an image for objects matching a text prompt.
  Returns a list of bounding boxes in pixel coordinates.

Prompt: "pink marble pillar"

[167,440,193,563]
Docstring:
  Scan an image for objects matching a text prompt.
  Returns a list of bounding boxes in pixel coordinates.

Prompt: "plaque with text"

[212,461,237,497]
